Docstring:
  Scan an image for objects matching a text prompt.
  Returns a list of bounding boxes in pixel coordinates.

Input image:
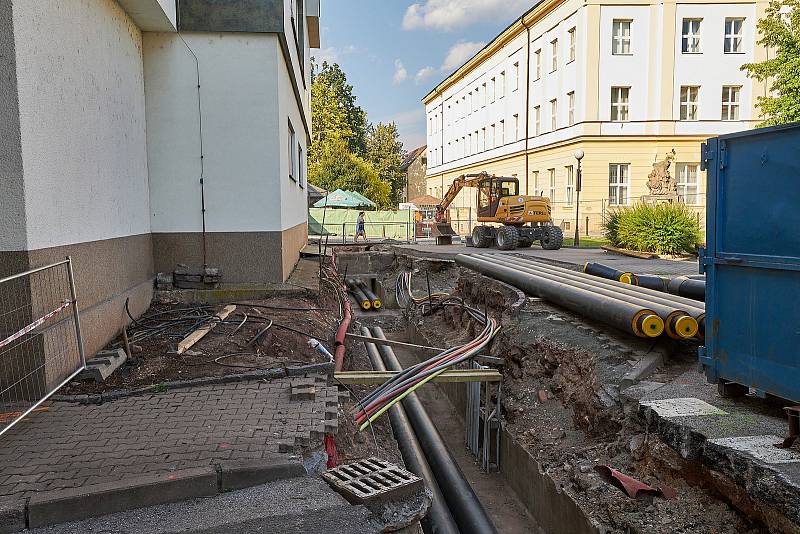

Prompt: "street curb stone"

[219,459,307,492]
[27,467,218,528]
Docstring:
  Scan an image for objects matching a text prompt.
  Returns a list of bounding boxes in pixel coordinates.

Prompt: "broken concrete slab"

[76,348,127,383]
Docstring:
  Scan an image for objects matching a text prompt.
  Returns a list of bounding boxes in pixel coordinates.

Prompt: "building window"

[482,83,487,107]
[532,170,540,195]
[565,165,574,205]
[481,127,486,151]
[513,114,520,142]
[682,19,702,53]
[550,99,558,130]
[467,92,472,115]
[548,168,557,201]
[499,71,505,98]
[568,28,576,62]
[490,123,495,148]
[513,61,520,91]
[611,86,630,122]
[534,50,541,80]
[298,144,304,188]
[567,92,575,126]
[474,87,480,112]
[550,39,558,72]
[722,85,741,120]
[500,120,505,144]
[612,20,632,55]
[676,163,699,204]
[534,106,541,136]
[474,130,479,153]
[490,77,496,102]
[609,164,629,205]
[724,18,744,53]
[288,120,297,182]
[680,86,699,120]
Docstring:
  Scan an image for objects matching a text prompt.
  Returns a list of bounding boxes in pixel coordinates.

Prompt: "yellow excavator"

[433,172,563,250]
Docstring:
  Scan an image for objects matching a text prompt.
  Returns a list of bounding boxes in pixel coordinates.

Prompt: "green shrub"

[603,203,701,255]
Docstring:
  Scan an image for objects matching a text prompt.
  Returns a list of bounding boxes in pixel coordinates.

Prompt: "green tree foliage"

[310,60,368,158]
[742,0,800,126]
[603,203,701,255]
[309,139,391,209]
[366,122,406,205]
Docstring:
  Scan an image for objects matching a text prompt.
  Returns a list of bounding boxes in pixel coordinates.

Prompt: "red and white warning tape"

[0,300,72,350]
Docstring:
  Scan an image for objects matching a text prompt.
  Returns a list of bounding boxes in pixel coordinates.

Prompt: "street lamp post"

[573,149,584,247]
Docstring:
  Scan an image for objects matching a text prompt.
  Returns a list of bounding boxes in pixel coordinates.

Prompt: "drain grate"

[322,457,422,505]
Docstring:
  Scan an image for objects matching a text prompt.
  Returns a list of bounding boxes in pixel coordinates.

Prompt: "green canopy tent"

[312,189,376,209]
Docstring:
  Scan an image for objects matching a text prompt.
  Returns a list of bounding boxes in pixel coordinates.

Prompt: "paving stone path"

[0,374,340,500]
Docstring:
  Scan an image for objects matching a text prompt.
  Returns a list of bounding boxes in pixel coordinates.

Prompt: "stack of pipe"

[584,262,706,302]
[457,254,705,340]
[345,278,382,310]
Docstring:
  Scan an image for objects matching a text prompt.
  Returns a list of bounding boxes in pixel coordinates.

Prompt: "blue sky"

[312,0,534,151]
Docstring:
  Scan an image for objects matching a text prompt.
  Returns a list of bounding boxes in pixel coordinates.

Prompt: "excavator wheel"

[496,226,520,250]
[518,236,534,248]
[471,226,492,248]
[540,225,564,250]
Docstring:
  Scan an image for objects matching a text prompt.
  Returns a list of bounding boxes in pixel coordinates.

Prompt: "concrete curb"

[4,459,307,532]
[51,362,335,405]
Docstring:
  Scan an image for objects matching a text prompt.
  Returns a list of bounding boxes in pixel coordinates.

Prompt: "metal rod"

[0,259,70,285]
[65,257,87,369]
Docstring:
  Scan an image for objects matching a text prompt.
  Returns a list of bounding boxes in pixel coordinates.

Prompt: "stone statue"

[646,149,677,195]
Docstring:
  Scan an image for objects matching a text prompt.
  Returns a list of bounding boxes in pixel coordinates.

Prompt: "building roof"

[307,183,327,196]
[400,145,427,171]
[422,0,548,104]
[408,194,441,207]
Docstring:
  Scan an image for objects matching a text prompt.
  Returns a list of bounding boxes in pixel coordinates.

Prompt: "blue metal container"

[700,123,800,402]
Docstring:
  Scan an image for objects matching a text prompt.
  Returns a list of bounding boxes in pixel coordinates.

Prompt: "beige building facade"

[423,0,767,235]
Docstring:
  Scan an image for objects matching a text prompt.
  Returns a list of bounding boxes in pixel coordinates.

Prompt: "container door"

[702,124,800,401]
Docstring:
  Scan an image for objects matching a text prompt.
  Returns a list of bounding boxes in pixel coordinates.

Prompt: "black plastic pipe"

[371,327,498,534]
[360,328,460,534]
[634,274,668,292]
[496,255,706,338]
[456,255,663,338]
[583,262,635,284]
[346,279,371,310]
[667,276,705,302]
[358,281,382,309]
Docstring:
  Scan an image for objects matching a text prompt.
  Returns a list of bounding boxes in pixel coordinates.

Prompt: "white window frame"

[499,71,505,98]
[567,91,575,126]
[490,77,496,102]
[482,82,487,107]
[722,85,741,120]
[513,113,520,142]
[548,168,557,202]
[680,85,699,121]
[676,163,700,205]
[288,120,297,182]
[534,106,541,136]
[568,28,576,63]
[724,18,744,53]
[499,120,505,145]
[550,39,558,72]
[608,163,630,205]
[298,143,304,188]
[565,165,574,206]
[612,20,632,55]
[532,170,540,196]
[682,18,702,54]
[610,86,630,122]
[534,49,541,80]
[513,61,520,91]
[481,127,486,151]
[490,123,495,148]
[550,99,558,131]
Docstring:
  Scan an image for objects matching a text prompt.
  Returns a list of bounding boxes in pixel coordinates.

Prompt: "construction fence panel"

[0,258,86,437]
[309,208,416,242]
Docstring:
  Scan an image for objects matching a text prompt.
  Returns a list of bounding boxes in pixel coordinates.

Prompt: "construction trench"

[329,244,790,534]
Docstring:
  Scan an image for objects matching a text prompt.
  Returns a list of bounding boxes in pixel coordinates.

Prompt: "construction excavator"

[432,172,563,250]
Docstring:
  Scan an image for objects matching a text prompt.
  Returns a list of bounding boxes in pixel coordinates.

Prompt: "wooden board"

[334,369,502,385]
[177,305,236,354]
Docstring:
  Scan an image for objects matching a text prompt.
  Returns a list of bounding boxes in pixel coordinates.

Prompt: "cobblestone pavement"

[0,374,340,500]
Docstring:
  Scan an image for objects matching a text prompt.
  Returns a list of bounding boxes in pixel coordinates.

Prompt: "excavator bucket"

[430,222,457,245]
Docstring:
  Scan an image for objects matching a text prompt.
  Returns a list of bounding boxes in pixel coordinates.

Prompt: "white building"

[424,0,765,234]
[0,0,320,355]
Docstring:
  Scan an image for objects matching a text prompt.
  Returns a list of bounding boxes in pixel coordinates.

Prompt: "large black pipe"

[358,281,382,309]
[370,327,498,534]
[346,279,371,310]
[360,327,459,534]
[667,276,705,302]
[456,255,664,338]
[583,262,635,284]
[489,255,704,338]
[484,255,697,339]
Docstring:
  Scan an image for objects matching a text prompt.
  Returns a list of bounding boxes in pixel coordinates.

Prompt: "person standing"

[355,211,367,241]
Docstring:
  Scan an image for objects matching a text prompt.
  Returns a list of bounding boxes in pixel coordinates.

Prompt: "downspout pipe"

[371,327,498,534]
[361,328,460,534]
[522,18,531,195]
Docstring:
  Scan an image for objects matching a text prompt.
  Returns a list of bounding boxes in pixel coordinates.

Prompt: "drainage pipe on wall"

[455,255,664,338]
[360,328,460,534]
[371,327,498,534]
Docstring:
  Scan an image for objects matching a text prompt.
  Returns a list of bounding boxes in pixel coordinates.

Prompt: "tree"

[309,138,391,209]
[366,122,406,206]
[742,0,800,126]
[310,60,369,158]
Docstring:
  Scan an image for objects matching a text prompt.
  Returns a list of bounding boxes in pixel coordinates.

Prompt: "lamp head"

[574,148,585,161]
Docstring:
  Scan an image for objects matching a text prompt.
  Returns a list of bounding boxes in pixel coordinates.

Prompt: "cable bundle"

[395,271,449,310]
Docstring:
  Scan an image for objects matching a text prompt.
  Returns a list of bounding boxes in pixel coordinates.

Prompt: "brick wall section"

[0,374,340,499]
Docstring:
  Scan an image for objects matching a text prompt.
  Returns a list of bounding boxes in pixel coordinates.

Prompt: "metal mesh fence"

[0,258,85,437]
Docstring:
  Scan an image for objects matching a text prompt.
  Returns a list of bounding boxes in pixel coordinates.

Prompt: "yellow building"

[423,0,767,236]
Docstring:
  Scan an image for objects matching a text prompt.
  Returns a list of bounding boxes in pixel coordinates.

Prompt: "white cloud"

[414,66,436,85]
[440,40,486,73]
[393,59,408,85]
[402,0,533,31]
[311,46,338,64]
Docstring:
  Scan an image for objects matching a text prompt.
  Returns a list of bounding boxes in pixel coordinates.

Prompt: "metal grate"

[322,457,422,505]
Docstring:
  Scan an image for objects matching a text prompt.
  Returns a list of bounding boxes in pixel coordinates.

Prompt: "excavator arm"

[438,172,490,212]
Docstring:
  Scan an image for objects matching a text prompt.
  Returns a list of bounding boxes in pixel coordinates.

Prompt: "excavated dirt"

[367,248,769,534]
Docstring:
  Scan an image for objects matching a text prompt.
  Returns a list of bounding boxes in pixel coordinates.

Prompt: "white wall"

[9,0,150,251]
[144,32,284,234]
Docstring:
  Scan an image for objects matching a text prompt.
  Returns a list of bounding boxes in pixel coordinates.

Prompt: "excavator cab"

[477,176,519,218]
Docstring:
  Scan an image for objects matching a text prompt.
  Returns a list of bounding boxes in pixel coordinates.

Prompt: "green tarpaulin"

[313,189,377,209]
[309,208,414,240]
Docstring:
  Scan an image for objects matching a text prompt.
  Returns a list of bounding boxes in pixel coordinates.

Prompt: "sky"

[312,0,535,152]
